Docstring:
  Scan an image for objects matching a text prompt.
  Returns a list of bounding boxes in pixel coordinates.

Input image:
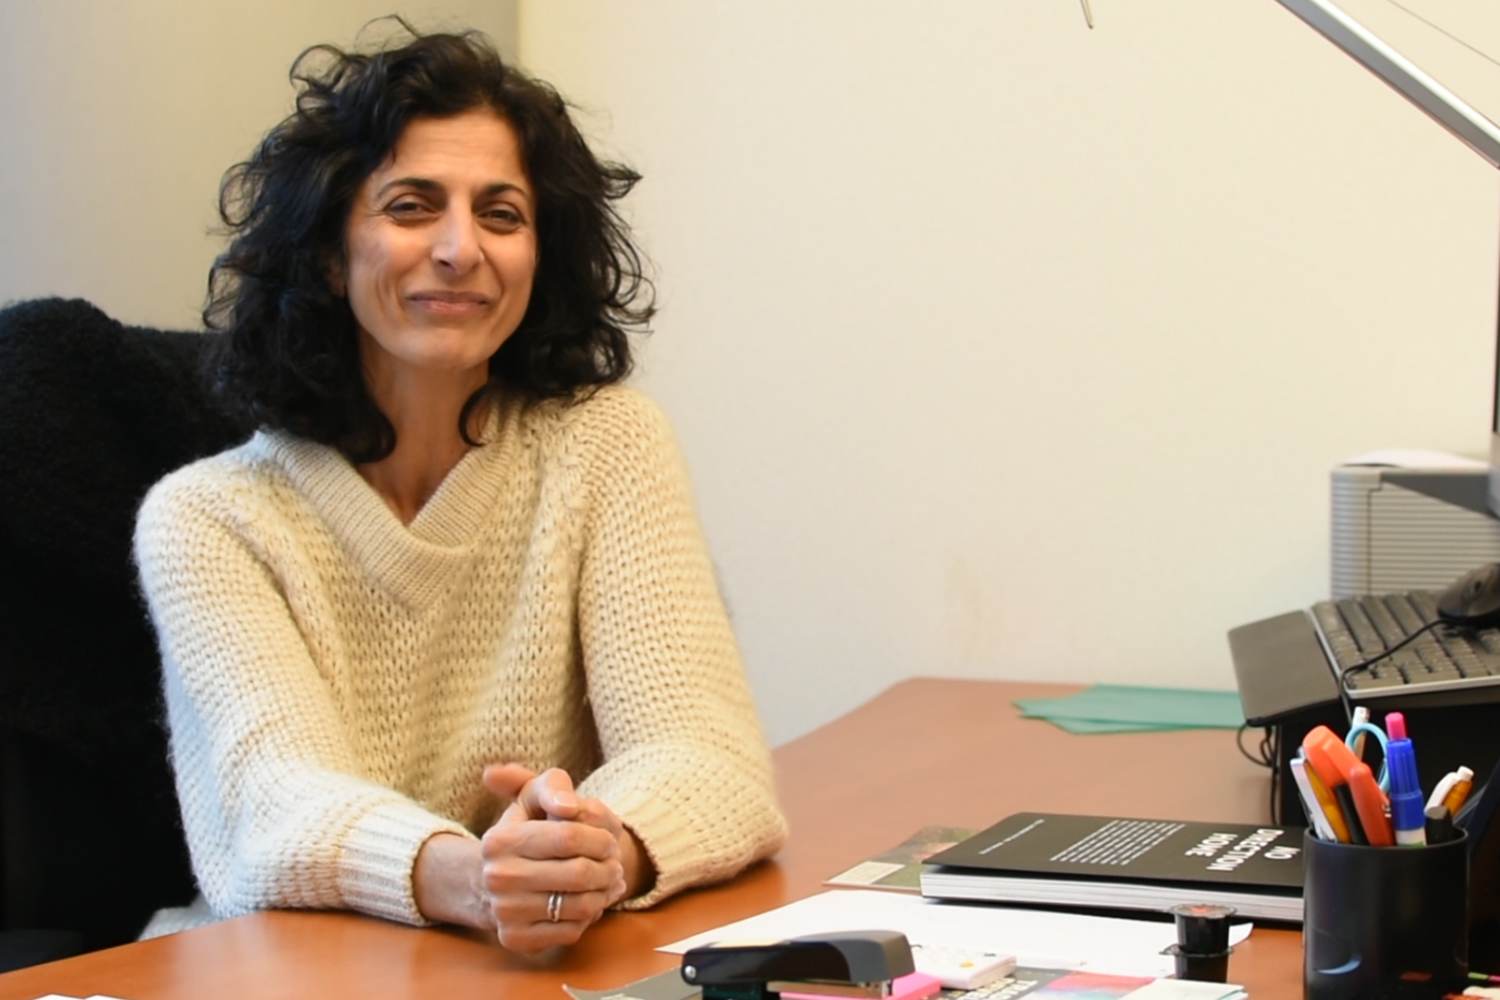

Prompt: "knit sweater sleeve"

[570,392,788,907]
[133,462,471,926]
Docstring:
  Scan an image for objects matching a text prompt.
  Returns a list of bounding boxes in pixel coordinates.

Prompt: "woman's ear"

[327,255,347,297]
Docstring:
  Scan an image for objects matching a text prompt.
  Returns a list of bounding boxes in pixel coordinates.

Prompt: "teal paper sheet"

[1015,684,1246,733]
[1035,717,1194,734]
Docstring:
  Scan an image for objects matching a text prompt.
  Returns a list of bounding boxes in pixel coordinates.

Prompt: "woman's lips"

[407,291,493,317]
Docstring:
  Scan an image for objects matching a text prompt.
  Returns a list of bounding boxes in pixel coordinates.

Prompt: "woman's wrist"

[413,832,493,930]
[620,827,656,901]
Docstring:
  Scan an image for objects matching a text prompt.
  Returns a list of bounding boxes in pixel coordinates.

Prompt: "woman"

[133,26,786,954]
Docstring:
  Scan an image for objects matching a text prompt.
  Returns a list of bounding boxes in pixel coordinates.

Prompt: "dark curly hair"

[204,22,653,461]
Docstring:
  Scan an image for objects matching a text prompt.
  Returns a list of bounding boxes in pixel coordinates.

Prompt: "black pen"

[1426,804,1455,845]
[1334,783,1368,844]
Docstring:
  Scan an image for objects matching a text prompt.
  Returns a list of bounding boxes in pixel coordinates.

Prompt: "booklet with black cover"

[920,812,1304,923]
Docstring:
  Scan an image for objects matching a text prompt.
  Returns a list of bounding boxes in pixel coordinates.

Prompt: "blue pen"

[1385,712,1426,846]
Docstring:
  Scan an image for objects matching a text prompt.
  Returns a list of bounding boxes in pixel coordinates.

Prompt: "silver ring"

[547,891,563,923]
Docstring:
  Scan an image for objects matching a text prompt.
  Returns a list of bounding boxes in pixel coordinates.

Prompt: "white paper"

[1340,448,1486,470]
[659,890,1252,979]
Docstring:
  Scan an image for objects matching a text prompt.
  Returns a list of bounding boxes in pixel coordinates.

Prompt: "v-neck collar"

[253,404,522,609]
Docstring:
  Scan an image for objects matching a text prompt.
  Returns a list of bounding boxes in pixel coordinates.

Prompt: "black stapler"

[681,930,916,1000]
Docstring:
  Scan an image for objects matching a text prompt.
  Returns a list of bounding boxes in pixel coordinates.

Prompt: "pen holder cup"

[1303,829,1468,1000]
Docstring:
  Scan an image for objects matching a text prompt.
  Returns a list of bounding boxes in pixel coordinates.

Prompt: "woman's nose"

[431,212,483,273]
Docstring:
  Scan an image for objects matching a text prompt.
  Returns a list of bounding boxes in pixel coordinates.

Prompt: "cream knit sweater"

[133,386,787,931]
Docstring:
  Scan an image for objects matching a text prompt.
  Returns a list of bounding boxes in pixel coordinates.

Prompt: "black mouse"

[1436,563,1500,628]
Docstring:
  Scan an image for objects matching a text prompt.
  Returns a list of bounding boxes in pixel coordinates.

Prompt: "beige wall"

[518,1,1500,744]
[0,0,517,328]
[5,1,1496,748]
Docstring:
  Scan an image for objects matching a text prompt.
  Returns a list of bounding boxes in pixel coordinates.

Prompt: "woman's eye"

[482,206,525,230]
[386,200,433,220]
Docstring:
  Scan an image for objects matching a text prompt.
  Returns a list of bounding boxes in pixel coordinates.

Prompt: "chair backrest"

[0,298,250,958]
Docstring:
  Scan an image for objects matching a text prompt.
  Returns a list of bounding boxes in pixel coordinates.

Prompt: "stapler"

[680,930,915,1000]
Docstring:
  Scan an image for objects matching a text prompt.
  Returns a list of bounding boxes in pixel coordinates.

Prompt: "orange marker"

[1303,726,1369,844]
[1302,757,1352,843]
[1443,769,1475,816]
[1343,760,1393,846]
[1302,727,1362,794]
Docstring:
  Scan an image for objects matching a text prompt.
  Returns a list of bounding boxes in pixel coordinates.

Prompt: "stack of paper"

[567,967,1247,1000]
[660,890,1252,980]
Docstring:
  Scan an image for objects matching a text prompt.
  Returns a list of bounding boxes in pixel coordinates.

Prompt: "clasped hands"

[413,763,652,954]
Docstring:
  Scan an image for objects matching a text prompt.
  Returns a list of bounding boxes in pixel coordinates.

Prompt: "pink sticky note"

[782,971,942,1000]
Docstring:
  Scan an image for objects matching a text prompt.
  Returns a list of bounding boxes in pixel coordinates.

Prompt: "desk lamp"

[1273,0,1500,503]
[1270,0,1500,967]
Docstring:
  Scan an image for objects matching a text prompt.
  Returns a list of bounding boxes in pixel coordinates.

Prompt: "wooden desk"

[0,680,1302,999]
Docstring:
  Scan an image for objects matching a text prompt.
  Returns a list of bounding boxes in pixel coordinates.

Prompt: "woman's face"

[341,109,537,394]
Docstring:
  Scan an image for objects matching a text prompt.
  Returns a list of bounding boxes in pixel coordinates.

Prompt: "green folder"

[1015,684,1246,734]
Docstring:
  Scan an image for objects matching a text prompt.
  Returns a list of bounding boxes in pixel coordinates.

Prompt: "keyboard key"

[1341,602,1386,655]
[1346,672,1405,690]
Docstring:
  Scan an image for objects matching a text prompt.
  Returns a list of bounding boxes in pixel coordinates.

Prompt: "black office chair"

[0,297,250,971]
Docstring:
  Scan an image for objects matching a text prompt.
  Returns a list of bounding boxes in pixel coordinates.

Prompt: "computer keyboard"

[1312,592,1500,699]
